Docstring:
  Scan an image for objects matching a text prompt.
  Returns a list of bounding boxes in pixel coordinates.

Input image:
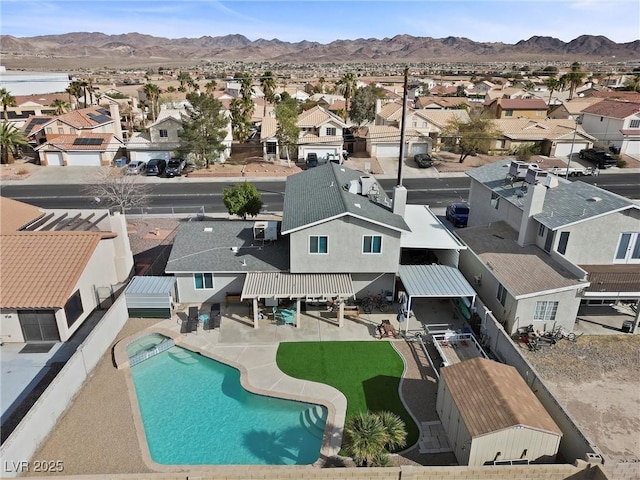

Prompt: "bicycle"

[361,290,392,313]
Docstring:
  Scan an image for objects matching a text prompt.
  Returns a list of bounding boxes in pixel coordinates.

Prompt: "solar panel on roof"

[72,137,103,146]
[24,117,50,135]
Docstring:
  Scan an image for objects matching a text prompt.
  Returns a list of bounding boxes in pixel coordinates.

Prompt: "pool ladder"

[300,406,326,438]
[129,339,175,367]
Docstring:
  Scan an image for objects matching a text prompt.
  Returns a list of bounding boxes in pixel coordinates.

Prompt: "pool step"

[128,339,174,367]
[300,406,326,438]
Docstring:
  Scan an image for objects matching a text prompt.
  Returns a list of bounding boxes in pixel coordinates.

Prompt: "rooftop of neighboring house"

[282,162,410,234]
[413,109,470,129]
[13,93,69,108]
[21,105,115,137]
[34,133,121,152]
[455,221,587,297]
[0,197,44,233]
[414,96,470,109]
[429,85,457,96]
[441,357,562,437]
[588,90,640,102]
[485,87,525,101]
[364,125,430,143]
[491,118,595,141]
[554,97,604,115]
[0,231,103,309]
[260,117,277,140]
[581,99,640,119]
[165,220,290,273]
[487,98,548,110]
[296,105,346,128]
[377,101,404,122]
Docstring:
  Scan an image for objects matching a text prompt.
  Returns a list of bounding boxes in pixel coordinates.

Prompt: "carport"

[398,264,477,333]
[241,272,354,328]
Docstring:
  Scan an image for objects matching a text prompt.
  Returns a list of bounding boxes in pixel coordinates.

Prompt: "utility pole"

[397,66,409,186]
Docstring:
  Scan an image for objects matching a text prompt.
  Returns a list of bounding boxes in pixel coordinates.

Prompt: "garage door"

[302,148,337,160]
[555,142,589,158]
[409,143,429,156]
[375,144,400,158]
[66,152,102,166]
[45,151,63,166]
[132,151,171,163]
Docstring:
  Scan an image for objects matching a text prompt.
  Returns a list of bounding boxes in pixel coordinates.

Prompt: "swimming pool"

[126,333,167,357]
[130,345,327,465]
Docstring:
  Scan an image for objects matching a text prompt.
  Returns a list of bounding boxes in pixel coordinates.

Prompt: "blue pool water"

[126,333,167,357]
[130,346,327,465]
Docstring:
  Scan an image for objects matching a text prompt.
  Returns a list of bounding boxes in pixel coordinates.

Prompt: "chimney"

[109,103,124,140]
[518,183,547,247]
[375,98,382,115]
[392,185,407,217]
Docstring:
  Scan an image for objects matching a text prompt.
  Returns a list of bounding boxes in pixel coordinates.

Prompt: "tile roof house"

[437,357,562,466]
[414,96,471,110]
[484,98,548,119]
[547,97,605,120]
[296,106,347,162]
[455,158,640,335]
[579,99,640,156]
[0,198,134,343]
[488,118,595,158]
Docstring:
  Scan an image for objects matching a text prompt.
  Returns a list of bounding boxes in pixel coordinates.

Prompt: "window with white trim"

[309,236,328,254]
[534,301,558,321]
[194,273,214,289]
[557,232,570,255]
[159,129,168,138]
[614,232,640,264]
[538,224,546,237]
[629,119,640,129]
[363,235,382,254]
[496,284,507,306]
[326,127,336,136]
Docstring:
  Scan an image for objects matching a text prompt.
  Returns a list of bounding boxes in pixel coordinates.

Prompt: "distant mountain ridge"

[1,32,638,63]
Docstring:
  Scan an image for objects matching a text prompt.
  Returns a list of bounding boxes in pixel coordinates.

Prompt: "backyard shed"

[436,357,562,466]
[125,276,176,318]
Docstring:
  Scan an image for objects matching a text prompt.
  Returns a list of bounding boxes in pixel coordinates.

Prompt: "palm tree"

[624,74,640,92]
[561,62,586,100]
[343,411,387,467]
[260,71,277,117]
[337,72,357,120]
[377,411,407,452]
[66,81,83,110]
[50,98,70,115]
[0,123,28,164]
[545,77,561,105]
[142,83,161,121]
[0,87,16,121]
[204,80,217,95]
[318,76,326,93]
[177,71,195,93]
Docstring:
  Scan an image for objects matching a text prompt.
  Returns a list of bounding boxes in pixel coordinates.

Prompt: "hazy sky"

[2,0,638,44]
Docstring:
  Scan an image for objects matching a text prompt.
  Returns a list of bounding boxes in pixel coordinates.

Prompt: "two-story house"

[296,106,347,161]
[484,98,548,119]
[455,159,640,335]
[580,99,640,157]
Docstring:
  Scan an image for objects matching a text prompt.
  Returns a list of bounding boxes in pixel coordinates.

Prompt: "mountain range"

[1,33,638,65]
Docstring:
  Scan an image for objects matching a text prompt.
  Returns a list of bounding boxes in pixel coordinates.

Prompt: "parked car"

[578,148,617,169]
[146,158,167,176]
[125,161,146,175]
[446,202,470,228]
[165,158,186,177]
[306,153,318,169]
[414,153,434,168]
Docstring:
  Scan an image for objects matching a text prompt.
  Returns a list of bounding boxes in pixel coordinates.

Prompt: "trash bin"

[621,320,633,333]
[115,157,127,167]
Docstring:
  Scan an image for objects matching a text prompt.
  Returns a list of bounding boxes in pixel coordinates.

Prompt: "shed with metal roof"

[437,357,562,466]
[125,276,177,318]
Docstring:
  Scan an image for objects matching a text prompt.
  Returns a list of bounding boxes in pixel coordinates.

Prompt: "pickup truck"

[578,149,617,169]
[546,166,593,177]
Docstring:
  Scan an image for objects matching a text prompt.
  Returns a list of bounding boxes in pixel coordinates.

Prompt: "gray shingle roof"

[534,182,638,230]
[467,159,637,229]
[166,221,289,273]
[282,163,410,234]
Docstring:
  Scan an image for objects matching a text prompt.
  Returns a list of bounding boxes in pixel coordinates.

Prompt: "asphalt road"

[1,173,638,214]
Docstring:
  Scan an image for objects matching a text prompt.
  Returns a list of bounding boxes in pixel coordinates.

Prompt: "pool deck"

[27,299,460,475]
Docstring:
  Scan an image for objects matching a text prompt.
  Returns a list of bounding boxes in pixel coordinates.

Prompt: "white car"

[125,161,146,175]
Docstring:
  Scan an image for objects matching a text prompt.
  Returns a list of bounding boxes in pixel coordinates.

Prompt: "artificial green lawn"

[276,341,419,450]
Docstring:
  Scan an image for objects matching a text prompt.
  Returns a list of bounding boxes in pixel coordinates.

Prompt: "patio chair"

[378,320,398,339]
[282,310,296,326]
[209,303,221,329]
[188,306,199,333]
[272,306,285,323]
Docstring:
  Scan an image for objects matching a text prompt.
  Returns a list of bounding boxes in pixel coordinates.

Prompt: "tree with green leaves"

[178,92,229,169]
[349,84,386,126]
[50,98,70,115]
[337,72,357,120]
[0,88,16,121]
[0,123,29,164]
[204,80,217,95]
[177,71,198,93]
[143,83,161,122]
[259,71,277,117]
[561,62,586,100]
[230,73,255,143]
[275,94,300,167]
[623,74,640,92]
[545,77,561,105]
[222,182,263,219]
[66,81,83,109]
[443,112,502,163]
[343,411,407,467]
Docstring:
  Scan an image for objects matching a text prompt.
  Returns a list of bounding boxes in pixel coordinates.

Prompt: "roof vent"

[354,203,361,208]
[587,196,602,203]
[203,227,213,232]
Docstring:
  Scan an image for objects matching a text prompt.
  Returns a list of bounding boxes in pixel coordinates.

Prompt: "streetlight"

[565,115,581,179]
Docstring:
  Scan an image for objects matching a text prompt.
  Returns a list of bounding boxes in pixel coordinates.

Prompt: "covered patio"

[241,272,355,328]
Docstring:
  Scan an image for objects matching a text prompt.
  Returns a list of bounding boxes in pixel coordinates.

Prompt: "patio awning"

[398,264,476,298]
[241,272,354,300]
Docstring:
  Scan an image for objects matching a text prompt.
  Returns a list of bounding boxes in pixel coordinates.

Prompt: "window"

[194,273,214,289]
[534,301,558,321]
[326,127,336,136]
[159,129,168,138]
[266,142,277,154]
[496,284,507,306]
[557,232,570,255]
[309,236,328,254]
[58,128,64,134]
[64,290,83,328]
[538,224,546,237]
[536,110,543,116]
[630,119,640,129]
[46,127,53,134]
[363,235,382,254]
[600,116,604,122]
[505,110,513,117]
[615,232,640,264]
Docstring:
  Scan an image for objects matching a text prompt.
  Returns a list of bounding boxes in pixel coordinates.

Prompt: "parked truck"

[546,166,593,177]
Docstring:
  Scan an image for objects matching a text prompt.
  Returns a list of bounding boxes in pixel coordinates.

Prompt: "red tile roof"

[497,98,548,110]
[0,197,44,233]
[0,232,102,308]
[582,99,640,119]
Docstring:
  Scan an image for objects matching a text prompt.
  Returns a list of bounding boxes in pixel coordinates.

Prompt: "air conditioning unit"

[253,221,277,241]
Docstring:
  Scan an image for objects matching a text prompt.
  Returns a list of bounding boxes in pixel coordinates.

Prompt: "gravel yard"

[523,335,640,463]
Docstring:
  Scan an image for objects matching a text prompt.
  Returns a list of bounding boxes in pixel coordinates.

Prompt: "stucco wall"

[467,180,523,230]
[289,217,402,274]
[174,273,245,304]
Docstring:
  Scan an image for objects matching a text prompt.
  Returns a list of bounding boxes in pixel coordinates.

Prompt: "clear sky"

[2,0,638,44]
